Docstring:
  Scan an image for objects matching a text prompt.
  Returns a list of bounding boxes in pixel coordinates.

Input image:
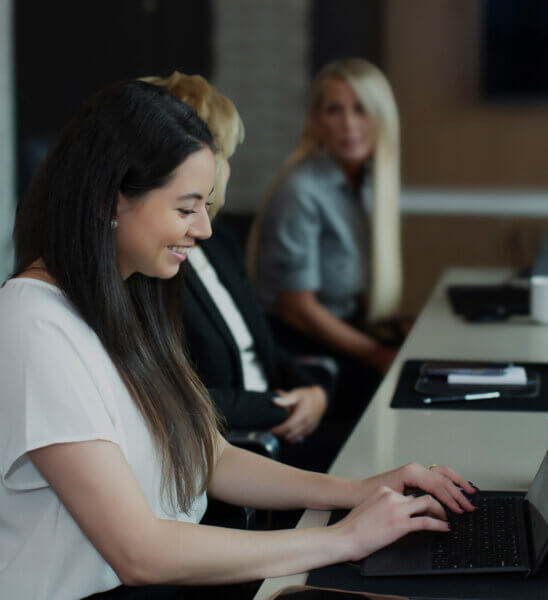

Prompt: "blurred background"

[1,0,547,314]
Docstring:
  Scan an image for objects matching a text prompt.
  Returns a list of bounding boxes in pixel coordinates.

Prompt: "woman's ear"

[115,191,131,219]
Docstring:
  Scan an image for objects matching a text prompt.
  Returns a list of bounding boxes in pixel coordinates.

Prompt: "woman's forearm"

[134,518,347,586]
[279,290,378,362]
[208,442,362,511]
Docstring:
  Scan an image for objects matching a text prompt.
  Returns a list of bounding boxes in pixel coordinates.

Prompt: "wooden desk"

[254,268,548,599]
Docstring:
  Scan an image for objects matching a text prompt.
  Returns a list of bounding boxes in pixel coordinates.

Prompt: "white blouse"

[0,279,207,600]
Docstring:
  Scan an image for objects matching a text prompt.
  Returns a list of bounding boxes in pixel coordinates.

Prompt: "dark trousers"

[84,586,179,599]
[279,415,358,473]
[85,582,260,600]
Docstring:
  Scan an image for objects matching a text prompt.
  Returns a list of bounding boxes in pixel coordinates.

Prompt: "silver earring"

[111,219,118,230]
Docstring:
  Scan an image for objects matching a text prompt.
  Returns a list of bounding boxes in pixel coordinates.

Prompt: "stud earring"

[110,219,118,230]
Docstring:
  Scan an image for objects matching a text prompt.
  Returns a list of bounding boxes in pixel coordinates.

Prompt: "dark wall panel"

[310,0,382,75]
[16,0,211,191]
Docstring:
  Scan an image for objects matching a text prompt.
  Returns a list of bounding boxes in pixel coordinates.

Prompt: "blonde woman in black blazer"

[183,222,361,472]
[147,73,337,462]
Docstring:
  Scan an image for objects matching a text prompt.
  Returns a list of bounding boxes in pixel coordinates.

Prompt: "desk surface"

[254,268,548,600]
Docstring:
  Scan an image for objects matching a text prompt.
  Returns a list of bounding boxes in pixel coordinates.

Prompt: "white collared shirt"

[188,247,269,392]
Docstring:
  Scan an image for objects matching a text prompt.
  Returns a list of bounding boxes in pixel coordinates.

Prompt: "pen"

[423,391,501,404]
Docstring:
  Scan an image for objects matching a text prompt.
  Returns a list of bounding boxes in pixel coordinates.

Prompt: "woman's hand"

[333,485,450,562]
[365,343,397,374]
[357,462,476,514]
[270,386,328,443]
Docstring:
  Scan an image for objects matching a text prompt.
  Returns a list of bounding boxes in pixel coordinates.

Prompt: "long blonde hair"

[248,58,402,322]
[143,72,245,219]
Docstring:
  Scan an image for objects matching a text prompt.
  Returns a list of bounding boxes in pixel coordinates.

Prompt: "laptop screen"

[525,452,548,564]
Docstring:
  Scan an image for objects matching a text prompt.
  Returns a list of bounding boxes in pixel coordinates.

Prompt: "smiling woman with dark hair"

[0,79,475,600]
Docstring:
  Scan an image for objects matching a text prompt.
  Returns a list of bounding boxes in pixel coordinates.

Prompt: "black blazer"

[182,223,315,430]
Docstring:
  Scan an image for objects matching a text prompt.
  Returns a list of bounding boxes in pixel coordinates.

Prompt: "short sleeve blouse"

[0,279,207,600]
[256,152,371,320]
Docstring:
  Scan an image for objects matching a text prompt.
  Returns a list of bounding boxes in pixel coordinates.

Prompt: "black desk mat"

[390,360,548,412]
[307,511,548,600]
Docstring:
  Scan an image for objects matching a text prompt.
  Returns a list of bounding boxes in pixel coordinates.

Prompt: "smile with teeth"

[167,245,192,261]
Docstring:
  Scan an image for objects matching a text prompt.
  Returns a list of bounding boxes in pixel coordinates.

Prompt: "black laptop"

[447,233,548,322]
[361,452,548,577]
[447,284,529,321]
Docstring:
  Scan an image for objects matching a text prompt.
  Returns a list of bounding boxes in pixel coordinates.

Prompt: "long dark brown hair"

[13,80,221,512]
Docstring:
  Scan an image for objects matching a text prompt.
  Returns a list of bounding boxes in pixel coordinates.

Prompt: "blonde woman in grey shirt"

[249,59,401,383]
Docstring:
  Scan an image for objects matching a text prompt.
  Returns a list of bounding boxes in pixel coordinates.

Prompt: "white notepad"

[448,365,527,386]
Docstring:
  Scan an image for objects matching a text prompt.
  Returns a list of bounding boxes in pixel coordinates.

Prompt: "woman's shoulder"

[273,152,342,204]
[276,155,324,193]
[1,277,71,314]
[0,278,118,412]
[0,278,88,347]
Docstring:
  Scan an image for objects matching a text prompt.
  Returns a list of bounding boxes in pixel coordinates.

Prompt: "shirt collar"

[310,150,371,193]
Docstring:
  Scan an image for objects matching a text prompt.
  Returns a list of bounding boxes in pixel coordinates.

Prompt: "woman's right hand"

[364,343,397,374]
[332,485,449,562]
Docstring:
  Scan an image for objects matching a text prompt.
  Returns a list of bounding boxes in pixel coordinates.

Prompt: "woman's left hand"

[357,462,477,514]
[270,386,328,443]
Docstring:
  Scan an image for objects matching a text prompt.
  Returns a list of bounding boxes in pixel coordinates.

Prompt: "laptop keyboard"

[432,495,524,570]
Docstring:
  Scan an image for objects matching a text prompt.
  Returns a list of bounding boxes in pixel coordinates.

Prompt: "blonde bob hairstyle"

[248,58,402,322]
[143,72,245,219]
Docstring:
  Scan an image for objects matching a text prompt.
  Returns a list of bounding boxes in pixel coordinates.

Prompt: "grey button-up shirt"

[257,152,370,320]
